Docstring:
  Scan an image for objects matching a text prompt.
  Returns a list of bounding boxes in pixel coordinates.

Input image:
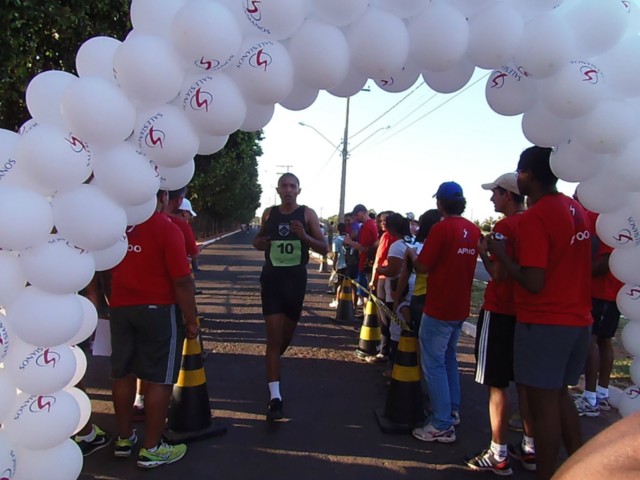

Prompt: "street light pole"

[338,98,350,223]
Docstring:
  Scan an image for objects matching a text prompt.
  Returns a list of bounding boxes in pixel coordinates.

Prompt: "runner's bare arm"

[252,208,271,251]
[298,207,328,255]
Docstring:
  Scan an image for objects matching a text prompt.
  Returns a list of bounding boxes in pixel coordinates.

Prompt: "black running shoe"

[508,443,536,472]
[464,449,513,476]
[267,398,284,421]
[75,425,112,456]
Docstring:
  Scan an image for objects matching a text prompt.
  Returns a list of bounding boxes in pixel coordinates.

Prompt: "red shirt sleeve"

[518,211,548,269]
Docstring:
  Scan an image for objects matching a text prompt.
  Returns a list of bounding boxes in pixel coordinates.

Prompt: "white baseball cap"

[179,198,197,217]
[481,172,520,195]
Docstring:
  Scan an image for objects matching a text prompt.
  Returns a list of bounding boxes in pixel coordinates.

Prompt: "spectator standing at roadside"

[344,204,379,308]
[178,197,200,272]
[487,146,592,480]
[329,222,348,309]
[409,182,481,444]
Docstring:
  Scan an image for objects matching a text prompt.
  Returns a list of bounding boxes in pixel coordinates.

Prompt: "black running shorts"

[260,265,307,321]
[474,309,516,388]
[591,298,621,339]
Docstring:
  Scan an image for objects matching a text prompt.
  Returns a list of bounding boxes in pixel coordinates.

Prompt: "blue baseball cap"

[433,181,464,200]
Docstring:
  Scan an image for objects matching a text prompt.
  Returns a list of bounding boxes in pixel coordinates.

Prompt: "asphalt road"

[80,230,618,480]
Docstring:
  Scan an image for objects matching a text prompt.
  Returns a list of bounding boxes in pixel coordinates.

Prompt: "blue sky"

[257,69,574,222]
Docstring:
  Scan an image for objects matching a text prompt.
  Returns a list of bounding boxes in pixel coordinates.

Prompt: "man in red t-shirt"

[408,181,481,444]
[109,190,198,469]
[344,204,379,305]
[488,146,592,480]
[574,209,624,417]
[465,173,532,475]
[167,188,199,267]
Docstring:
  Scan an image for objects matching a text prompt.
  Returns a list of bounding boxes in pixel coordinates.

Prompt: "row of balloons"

[2,0,640,478]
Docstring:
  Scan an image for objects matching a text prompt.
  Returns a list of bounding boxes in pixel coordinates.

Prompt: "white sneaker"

[357,298,364,306]
[412,423,456,443]
[329,300,338,309]
[575,395,600,417]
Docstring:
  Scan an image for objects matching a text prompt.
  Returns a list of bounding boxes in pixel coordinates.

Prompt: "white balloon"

[563,0,628,57]
[632,357,640,386]
[92,144,161,207]
[52,184,128,251]
[0,432,17,479]
[172,0,242,74]
[19,235,95,295]
[540,60,606,119]
[13,440,82,480]
[374,63,421,93]
[287,19,350,90]
[311,0,368,27]
[596,35,640,99]
[597,206,640,251]
[0,184,54,251]
[76,36,121,82]
[124,196,157,226]
[65,387,92,436]
[68,296,98,346]
[0,314,12,361]
[113,34,185,106]
[60,76,136,148]
[66,346,88,389]
[466,2,525,70]
[279,81,320,111]
[622,321,640,357]
[15,125,93,194]
[327,66,368,98]
[0,369,16,424]
[131,0,187,38]
[0,251,27,308]
[521,103,574,147]
[373,0,426,18]
[179,73,247,136]
[422,56,475,94]
[576,170,629,214]
[574,100,638,154]
[347,7,410,78]
[17,119,39,136]
[232,38,295,105]
[485,63,539,116]
[91,233,128,271]
[616,283,640,322]
[158,160,195,191]
[25,71,77,127]
[550,139,605,183]
[240,101,275,132]
[610,137,640,192]
[610,248,640,285]
[133,104,199,168]
[236,0,309,40]
[618,385,640,417]
[4,339,78,395]
[0,130,36,191]
[7,287,83,347]
[197,134,229,155]
[513,13,575,79]
[408,2,469,73]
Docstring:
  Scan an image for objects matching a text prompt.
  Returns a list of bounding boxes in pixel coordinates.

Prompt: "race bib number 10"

[270,240,302,267]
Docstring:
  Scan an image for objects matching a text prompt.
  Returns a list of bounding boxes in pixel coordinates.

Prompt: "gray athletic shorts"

[513,322,590,390]
[110,304,185,385]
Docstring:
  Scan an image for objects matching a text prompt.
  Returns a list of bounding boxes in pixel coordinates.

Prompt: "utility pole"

[338,98,350,223]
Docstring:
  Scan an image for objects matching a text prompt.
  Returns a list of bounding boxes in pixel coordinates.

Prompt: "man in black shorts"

[253,173,327,421]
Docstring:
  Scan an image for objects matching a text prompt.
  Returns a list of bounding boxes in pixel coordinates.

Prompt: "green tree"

[189,131,263,236]
[474,216,499,233]
[0,1,131,131]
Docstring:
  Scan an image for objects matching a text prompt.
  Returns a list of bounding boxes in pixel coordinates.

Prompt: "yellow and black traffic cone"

[355,300,382,359]
[375,329,424,433]
[165,336,227,442]
[334,277,354,324]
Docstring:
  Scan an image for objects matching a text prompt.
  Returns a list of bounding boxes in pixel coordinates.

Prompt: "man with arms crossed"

[488,146,592,480]
[253,173,327,421]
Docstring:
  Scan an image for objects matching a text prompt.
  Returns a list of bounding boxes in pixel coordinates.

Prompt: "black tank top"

[264,205,309,268]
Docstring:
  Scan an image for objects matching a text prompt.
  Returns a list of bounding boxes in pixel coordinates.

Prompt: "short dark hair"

[518,146,556,188]
[337,222,346,235]
[169,187,187,199]
[278,172,300,187]
[439,197,466,216]
[416,209,442,242]
[385,213,411,237]
[495,186,525,205]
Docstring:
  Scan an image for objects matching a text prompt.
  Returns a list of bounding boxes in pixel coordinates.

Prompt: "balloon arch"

[2,0,640,477]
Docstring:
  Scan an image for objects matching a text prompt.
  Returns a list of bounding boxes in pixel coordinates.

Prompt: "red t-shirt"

[374,231,398,276]
[588,211,623,301]
[482,214,523,316]
[418,216,482,320]
[110,212,191,307]
[514,193,592,326]
[358,218,379,271]
[170,215,198,258]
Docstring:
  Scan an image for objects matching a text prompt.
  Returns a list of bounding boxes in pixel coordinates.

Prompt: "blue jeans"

[419,314,464,430]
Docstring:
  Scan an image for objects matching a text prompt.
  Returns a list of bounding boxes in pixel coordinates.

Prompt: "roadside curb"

[199,230,241,248]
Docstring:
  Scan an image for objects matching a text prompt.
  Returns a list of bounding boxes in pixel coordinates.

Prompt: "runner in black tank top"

[252,173,327,422]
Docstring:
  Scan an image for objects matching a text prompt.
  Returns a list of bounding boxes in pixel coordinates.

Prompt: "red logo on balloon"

[190,87,213,112]
[36,349,60,368]
[581,67,600,84]
[65,134,87,153]
[491,72,508,88]
[246,0,262,20]
[626,287,640,300]
[29,395,56,413]
[196,57,220,71]
[626,386,640,399]
[250,49,272,71]
[145,126,165,149]
[614,229,634,245]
